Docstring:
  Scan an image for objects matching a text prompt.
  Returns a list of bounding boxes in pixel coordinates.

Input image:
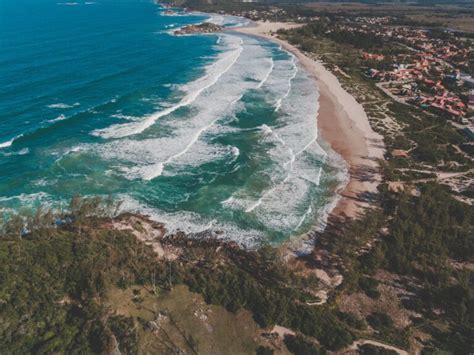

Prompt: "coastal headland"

[174,22,223,35]
[235,21,385,221]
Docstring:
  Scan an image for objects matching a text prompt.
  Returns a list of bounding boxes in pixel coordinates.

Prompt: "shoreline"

[234,22,385,221]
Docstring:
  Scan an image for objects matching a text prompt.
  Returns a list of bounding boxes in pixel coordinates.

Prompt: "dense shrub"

[284,334,325,355]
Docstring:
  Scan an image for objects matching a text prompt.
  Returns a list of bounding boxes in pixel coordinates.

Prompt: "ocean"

[0,0,347,247]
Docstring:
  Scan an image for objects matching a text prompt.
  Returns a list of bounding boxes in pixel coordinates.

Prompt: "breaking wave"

[1,8,348,248]
[93,37,244,139]
[47,102,80,109]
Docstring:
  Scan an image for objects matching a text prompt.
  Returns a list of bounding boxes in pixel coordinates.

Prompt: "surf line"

[256,57,274,89]
[274,54,297,112]
[295,205,313,231]
[143,91,246,181]
[143,38,291,181]
[0,134,23,149]
[220,123,298,213]
[93,42,244,140]
[141,52,246,181]
[245,131,318,213]
[0,138,15,149]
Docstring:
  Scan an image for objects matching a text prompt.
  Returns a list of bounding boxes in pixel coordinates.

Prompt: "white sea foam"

[245,198,263,213]
[259,124,273,135]
[231,94,243,106]
[221,196,235,206]
[76,34,344,246]
[0,138,15,149]
[47,102,79,109]
[203,13,251,28]
[0,192,51,205]
[18,148,30,156]
[32,179,46,187]
[89,35,274,182]
[2,148,29,157]
[48,114,66,123]
[274,54,297,112]
[141,114,224,180]
[220,50,333,236]
[205,14,226,26]
[295,205,313,231]
[159,10,188,17]
[0,134,23,149]
[64,146,83,155]
[93,38,244,139]
[118,195,264,247]
[110,113,140,121]
[256,58,274,89]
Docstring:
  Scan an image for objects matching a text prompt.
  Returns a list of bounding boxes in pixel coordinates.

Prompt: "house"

[392,149,409,158]
[363,53,385,61]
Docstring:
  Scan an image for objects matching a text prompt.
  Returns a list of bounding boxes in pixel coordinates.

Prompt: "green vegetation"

[0,196,356,353]
[278,17,473,353]
[386,102,471,170]
[358,343,397,355]
[358,277,381,299]
[176,243,355,350]
[0,213,155,353]
[279,23,472,173]
[108,285,262,354]
[284,21,389,52]
[283,334,324,355]
[256,345,275,355]
[323,183,473,353]
[2,181,470,354]
[367,312,394,332]
[1,6,473,353]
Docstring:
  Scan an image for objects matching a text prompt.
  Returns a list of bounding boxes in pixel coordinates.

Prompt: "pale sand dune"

[235,21,385,219]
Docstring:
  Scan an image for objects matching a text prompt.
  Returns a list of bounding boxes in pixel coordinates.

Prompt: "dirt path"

[346,339,409,355]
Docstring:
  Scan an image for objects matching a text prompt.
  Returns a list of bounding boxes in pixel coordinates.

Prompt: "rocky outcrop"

[174,22,223,35]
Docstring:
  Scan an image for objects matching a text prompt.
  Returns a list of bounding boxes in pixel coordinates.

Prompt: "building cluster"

[351,16,393,25]
[223,7,289,21]
[360,26,473,124]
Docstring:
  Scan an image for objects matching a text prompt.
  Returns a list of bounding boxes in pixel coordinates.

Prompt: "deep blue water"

[0,0,347,246]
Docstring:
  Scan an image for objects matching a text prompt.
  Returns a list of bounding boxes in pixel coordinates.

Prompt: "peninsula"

[174,22,223,35]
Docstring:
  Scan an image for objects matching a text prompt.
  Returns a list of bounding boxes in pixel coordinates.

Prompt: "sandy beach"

[235,22,385,220]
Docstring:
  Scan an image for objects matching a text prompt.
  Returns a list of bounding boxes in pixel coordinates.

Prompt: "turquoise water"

[0,0,347,246]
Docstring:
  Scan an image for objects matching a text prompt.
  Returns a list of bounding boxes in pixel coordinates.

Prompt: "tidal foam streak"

[92,35,273,181]
[224,55,330,234]
[256,58,274,89]
[0,134,22,149]
[0,139,14,149]
[274,54,297,112]
[93,38,244,139]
